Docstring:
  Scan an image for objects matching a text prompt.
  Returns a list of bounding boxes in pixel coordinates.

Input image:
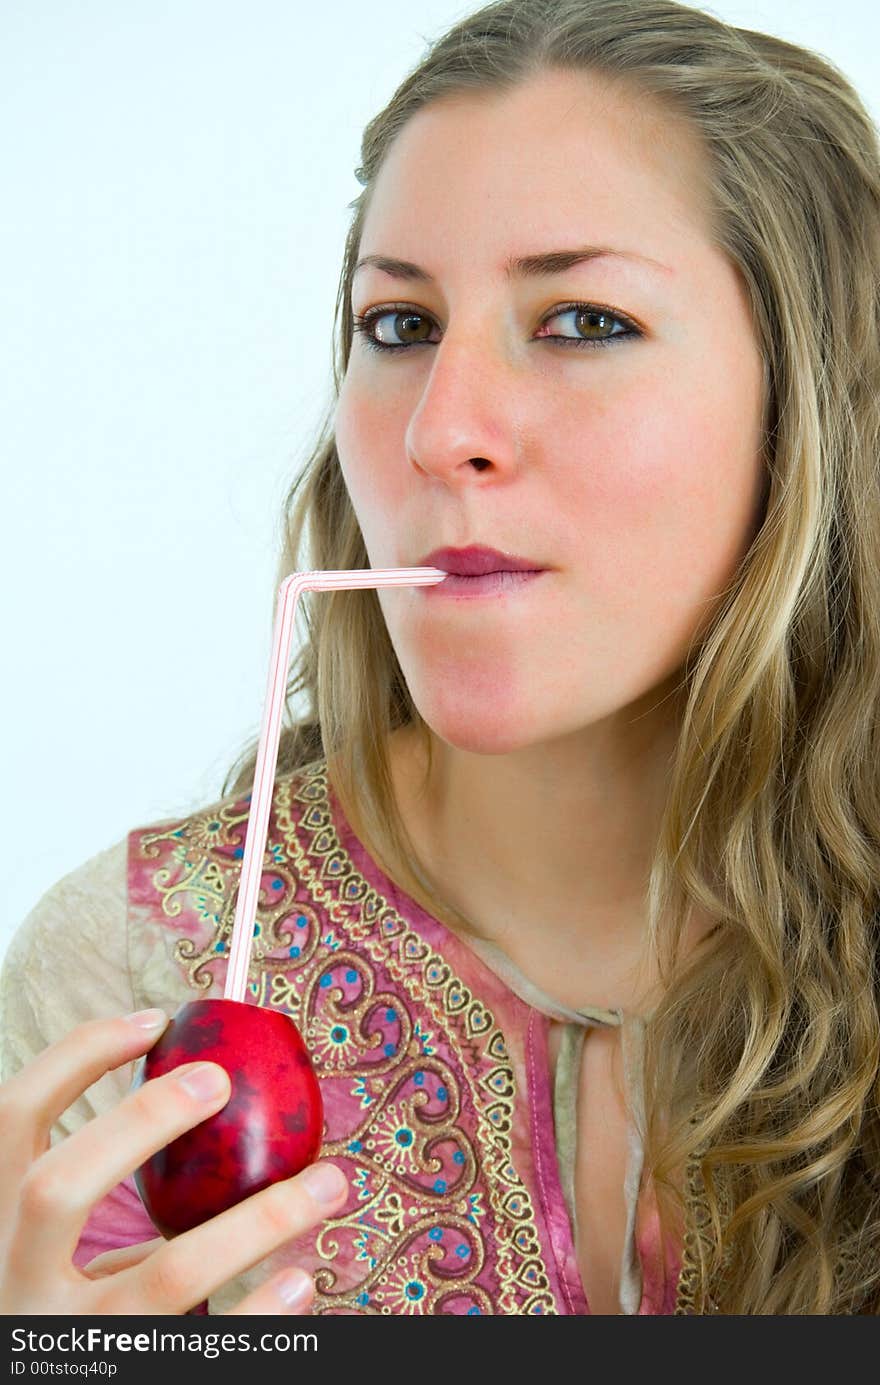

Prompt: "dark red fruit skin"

[132,998,323,1238]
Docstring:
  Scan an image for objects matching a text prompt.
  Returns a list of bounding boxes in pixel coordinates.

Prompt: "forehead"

[360,68,713,273]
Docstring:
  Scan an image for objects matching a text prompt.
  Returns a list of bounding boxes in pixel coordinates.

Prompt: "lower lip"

[423,569,547,598]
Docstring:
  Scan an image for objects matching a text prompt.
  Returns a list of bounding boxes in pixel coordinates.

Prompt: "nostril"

[469,458,491,471]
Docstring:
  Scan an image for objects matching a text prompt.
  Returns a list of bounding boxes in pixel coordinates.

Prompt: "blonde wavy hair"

[225,0,880,1313]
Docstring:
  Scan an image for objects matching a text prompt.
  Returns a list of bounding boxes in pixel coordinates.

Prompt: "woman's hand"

[0,1008,347,1314]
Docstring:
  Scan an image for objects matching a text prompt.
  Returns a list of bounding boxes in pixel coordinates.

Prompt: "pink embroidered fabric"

[72,760,682,1314]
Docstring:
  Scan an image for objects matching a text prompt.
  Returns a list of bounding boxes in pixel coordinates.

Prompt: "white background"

[3,0,879,970]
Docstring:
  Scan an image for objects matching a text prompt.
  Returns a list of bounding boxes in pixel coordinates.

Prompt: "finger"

[9,1059,232,1277]
[82,1239,165,1279]
[0,1010,169,1160]
[105,1160,348,1315]
[225,1266,315,1316]
[0,1010,169,1229]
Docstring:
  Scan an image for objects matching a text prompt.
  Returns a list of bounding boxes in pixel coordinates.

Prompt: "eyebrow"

[353,246,672,281]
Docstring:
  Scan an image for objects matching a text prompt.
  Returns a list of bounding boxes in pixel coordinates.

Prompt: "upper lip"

[419,545,546,576]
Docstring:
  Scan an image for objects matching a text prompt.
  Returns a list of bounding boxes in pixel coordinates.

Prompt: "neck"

[387,692,693,1014]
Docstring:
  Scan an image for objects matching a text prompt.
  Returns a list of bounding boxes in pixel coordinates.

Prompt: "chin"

[394,639,569,754]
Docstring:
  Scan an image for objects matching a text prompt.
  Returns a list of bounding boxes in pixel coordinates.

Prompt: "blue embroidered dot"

[271,878,283,890]
[320,974,333,988]
[437,1086,447,1101]
[428,1228,443,1242]
[467,1307,481,1316]
[331,1026,348,1044]
[213,942,224,953]
[385,1008,395,1022]
[383,1043,395,1057]
[346,970,357,983]
[414,1071,424,1086]
[208,821,220,831]
[404,1281,425,1300]
[244,794,252,804]
[233,847,243,858]
[296,915,307,928]
[455,1244,470,1259]
[348,1140,362,1154]
[289,945,301,958]
[252,923,261,936]
[356,1292,369,1306]
[433,1179,446,1194]
[394,1129,413,1147]
[453,1151,465,1165]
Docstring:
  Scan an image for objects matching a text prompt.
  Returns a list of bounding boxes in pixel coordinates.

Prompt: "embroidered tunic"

[0,758,701,1314]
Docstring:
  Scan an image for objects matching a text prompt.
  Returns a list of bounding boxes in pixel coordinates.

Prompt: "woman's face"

[334,68,767,754]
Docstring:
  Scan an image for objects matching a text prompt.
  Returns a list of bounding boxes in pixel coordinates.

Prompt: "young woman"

[3,0,879,1315]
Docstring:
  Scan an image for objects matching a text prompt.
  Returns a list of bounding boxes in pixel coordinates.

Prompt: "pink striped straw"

[223,567,447,1003]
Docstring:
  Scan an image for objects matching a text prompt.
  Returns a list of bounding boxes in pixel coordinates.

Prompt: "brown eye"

[352,309,437,350]
[577,308,615,340]
[537,305,634,345]
[389,312,433,345]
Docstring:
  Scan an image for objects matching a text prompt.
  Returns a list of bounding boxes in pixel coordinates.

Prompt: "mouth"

[414,544,549,600]
[423,568,547,599]
[418,544,547,577]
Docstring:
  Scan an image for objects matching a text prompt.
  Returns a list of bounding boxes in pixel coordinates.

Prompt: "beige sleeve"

[0,839,137,1141]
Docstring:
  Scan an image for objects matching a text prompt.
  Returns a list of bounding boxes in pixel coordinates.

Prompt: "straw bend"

[282,566,448,594]
[223,566,447,1002]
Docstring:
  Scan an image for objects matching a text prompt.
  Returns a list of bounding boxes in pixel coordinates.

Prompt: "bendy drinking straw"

[224,567,447,1003]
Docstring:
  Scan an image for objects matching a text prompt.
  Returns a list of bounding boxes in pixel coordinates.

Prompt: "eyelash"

[350,301,643,353]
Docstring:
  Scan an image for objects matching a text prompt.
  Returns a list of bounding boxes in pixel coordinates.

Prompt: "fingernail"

[276,1268,313,1309]
[299,1161,347,1205]
[175,1062,229,1101]
[125,1008,168,1031]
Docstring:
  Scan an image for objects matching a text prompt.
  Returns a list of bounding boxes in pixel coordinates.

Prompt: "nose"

[404,324,524,485]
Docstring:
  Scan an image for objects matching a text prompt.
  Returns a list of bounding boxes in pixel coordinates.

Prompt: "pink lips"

[417,545,547,600]
[419,545,545,576]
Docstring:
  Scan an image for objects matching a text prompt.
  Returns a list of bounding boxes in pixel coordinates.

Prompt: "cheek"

[334,370,410,542]
[562,359,764,663]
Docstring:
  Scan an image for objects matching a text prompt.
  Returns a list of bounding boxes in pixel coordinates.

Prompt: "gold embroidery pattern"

[134,762,560,1315]
[140,798,325,994]
[673,1152,718,1314]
